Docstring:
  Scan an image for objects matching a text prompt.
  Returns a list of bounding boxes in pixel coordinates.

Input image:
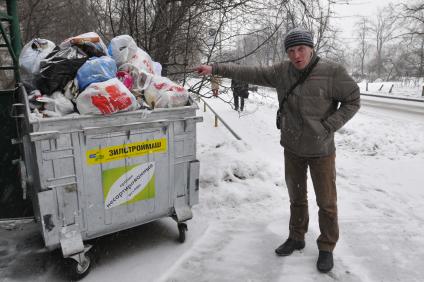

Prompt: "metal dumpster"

[14,85,202,279]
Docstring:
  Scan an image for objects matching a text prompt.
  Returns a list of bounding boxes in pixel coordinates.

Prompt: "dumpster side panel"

[82,125,172,239]
[32,132,85,249]
[171,119,199,220]
[35,133,79,191]
[37,189,60,249]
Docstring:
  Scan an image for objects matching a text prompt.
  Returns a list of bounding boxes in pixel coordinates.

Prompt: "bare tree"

[369,4,399,78]
[354,17,371,78]
[87,1,251,74]
[231,0,341,67]
[401,1,424,27]
[398,0,424,76]
[19,0,95,44]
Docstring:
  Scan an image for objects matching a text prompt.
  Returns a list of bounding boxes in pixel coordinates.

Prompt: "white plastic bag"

[76,78,138,115]
[36,91,75,116]
[127,48,156,75]
[143,76,189,108]
[108,35,139,66]
[118,63,152,91]
[153,62,162,76]
[19,38,56,90]
[109,35,158,76]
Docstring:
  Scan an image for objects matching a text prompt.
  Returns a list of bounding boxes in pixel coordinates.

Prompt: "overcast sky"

[332,0,403,43]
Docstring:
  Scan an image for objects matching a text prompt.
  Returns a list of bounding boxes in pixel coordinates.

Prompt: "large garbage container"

[14,85,202,279]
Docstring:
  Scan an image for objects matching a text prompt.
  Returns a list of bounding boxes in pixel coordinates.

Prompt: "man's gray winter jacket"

[212,55,360,157]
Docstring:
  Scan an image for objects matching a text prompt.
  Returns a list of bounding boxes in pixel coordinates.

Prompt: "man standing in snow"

[194,27,360,273]
[231,78,249,111]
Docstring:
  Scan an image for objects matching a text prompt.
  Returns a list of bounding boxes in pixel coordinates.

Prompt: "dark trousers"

[284,150,338,252]
[233,93,244,111]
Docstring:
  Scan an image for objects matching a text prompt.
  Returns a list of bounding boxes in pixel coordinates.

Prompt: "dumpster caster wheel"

[178,223,188,243]
[64,252,92,280]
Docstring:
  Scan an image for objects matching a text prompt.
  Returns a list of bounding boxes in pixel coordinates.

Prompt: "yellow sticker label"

[86,138,167,165]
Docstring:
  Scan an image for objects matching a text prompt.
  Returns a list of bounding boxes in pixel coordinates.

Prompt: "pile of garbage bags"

[19,32,190,118]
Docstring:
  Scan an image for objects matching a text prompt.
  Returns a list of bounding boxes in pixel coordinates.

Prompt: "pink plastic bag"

[116,71,134,90]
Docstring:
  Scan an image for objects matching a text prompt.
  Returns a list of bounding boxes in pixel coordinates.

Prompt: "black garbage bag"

[37,46,88,95]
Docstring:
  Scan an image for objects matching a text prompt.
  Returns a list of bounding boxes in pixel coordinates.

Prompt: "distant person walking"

[194,27,360,273]
[231,79,249,111]
[210,75,221,97]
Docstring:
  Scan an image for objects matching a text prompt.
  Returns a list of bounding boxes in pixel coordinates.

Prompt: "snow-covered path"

[1,86,424,282]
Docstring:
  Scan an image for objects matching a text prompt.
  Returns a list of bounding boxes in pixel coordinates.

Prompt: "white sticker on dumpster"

[86,138,167,165]
[102,162,156,209]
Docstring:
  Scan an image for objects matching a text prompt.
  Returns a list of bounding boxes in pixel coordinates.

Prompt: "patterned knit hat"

[284,27,314,52]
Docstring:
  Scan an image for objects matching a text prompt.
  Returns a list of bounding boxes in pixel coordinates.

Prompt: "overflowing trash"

[19,38,55,91]
[19,32,190,118]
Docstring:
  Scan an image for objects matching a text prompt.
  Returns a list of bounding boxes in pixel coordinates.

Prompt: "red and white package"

[127,48,156,75]
[76,78,138,115]
[143,76,189,108]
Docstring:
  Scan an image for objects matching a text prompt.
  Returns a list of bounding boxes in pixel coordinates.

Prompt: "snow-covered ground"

[1,82,424,282]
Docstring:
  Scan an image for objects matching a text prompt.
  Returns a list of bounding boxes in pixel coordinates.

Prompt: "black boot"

[317,251,334,273]
[275,238,305,256]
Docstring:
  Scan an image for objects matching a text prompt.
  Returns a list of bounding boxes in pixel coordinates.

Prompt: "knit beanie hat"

[284,27,314,52]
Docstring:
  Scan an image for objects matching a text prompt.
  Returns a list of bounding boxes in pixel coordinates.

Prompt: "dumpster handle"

[11,103,25,118]
[30,130,61,141]
[83,120,171,135]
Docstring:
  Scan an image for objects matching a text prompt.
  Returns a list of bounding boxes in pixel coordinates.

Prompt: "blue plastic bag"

[76,56,117,91]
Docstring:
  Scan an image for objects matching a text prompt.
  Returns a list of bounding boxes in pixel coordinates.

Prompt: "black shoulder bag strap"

[276,56,320,129]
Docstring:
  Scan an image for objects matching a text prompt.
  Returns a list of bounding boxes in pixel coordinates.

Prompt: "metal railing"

[360,93,424,103]
[198,97,242,140]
